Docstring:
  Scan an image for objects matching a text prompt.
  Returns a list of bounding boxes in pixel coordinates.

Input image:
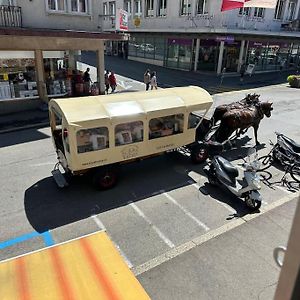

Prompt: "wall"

[16,0,101,31]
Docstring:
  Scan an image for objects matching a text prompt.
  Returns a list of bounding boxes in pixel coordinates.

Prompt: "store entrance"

[222,44,240,72]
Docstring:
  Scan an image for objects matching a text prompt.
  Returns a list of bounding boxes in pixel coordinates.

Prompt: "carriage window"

[188,113,201,129]
[115,121,144,146]
[76,127,109,153]
[149,114,184,140]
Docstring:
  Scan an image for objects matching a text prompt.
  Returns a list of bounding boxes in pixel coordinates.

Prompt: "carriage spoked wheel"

[92,167,118,190]
[191,144,209,164]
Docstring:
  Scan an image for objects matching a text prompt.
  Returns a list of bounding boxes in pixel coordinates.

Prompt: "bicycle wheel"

[258,155,273,171]
[290,164,300,183]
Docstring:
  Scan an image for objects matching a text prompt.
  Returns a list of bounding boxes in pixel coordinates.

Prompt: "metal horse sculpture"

[212,93,261,125]
[214,102,273,145]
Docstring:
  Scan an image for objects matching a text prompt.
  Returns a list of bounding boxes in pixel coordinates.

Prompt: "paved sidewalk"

[137,197,298,300]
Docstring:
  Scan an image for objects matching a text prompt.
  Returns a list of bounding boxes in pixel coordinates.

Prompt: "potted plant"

[287,75,300,88]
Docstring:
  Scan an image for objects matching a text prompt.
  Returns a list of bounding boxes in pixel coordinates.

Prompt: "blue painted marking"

[0,231,55,250]
[0,231,39,249]
[41,231,55,247]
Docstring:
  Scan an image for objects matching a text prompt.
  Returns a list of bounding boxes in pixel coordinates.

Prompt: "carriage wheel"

[257,155,273,171]
[92,167,118,190]
[290,164,300,183]
[191,144,208,164]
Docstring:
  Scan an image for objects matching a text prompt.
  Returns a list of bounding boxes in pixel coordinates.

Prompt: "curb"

[0,121,49,134]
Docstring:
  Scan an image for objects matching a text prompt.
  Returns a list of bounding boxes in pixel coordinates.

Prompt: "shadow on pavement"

[0,128,50,148]
[24,154,213,232]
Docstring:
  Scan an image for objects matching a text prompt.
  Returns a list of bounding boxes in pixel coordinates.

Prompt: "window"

[180,0,191,15]
[103,2,108,15]
[157,0,167,16]
[238,7,251,16]
[145,0,154,17]
[134,0,141,16]
[274,0,285,20]
[77,127,109,153]
[71,0,88,13]
[124,0,132,15]
[115,121,143,146]
[286,0,297,20]
[149,114,184,140]
[109,1,116,15]
[253,7,265,18]
[196,0,208,15]
[47,0,65,11]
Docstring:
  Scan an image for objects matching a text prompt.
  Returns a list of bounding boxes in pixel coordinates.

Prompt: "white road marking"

[117,80,133,90]
[163,192,210,231]
[130,203,175,248]
[275,184,295,194]
[91,215,133,268]
[31,162,54,167]
[133,193,298,276]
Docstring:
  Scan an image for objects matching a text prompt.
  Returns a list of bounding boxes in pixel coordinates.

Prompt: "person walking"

[150,71,158,90]
[240,63,246,84]
[104,70,110,94]
[108,71,117,93]
[144,69,151,91]
[83,68,92,94]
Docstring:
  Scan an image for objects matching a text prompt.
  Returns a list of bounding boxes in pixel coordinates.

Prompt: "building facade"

[101,0,300,74]
[0,0,126,112]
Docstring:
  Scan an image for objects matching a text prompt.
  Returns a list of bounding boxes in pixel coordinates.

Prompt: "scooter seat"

[281,135,300,153]
[215,156,239,178]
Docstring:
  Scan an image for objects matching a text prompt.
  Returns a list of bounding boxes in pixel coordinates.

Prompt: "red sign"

[116,9,128,31]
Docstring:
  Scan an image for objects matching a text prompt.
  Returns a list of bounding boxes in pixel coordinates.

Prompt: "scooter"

[204,148,262,211]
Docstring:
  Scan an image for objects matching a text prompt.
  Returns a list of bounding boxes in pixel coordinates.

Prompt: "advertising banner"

[116,9,128,31]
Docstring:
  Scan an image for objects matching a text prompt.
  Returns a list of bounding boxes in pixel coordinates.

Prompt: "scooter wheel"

[245,195,261,211]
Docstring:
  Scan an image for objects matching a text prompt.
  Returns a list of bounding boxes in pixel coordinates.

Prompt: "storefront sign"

[246,64,255,75]
[215,36,234,43]
[167,38,193,46]
[116,9,128,31]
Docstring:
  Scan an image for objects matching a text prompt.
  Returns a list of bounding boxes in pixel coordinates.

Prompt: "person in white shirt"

[150,71,158,90]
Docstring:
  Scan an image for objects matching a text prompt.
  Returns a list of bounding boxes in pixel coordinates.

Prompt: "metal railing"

[0,5,22,28]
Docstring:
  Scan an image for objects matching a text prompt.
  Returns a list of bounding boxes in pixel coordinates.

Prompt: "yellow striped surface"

[0,232,150,300]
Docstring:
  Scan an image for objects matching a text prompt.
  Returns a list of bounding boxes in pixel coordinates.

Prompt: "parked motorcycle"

[258,132,300,183]
[204,148,262,210]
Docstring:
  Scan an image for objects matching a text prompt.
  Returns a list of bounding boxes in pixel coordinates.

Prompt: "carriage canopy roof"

[49,86,213,124]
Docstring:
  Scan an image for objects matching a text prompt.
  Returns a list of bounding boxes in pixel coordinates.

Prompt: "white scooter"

[204,148,262,210]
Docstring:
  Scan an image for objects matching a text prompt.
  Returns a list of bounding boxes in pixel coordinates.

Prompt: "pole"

[194,38,200,72]
[217,41,225,75]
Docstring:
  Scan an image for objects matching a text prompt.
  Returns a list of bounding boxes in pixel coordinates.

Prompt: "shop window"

[145,0,154,17]
[157,0,167,17]
[115,121,143,146]
[196,0,208,15]
[77,127,109,154]
[180,0,191,16]
[47,0,66,11]
[274,0,285,20]
[155,37,165,61]
[253,7,265,18]
[149,114,184,140]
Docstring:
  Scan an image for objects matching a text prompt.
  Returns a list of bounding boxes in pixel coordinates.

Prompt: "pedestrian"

[144,69,151,91]
[150,71,158,90]
[83,67,92,94]
[240,63,246,84]
[104,70,110,94]
[108,71,117,93]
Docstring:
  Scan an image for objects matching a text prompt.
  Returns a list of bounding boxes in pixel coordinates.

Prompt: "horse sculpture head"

[260,102,273,118]
[245,93,260,105]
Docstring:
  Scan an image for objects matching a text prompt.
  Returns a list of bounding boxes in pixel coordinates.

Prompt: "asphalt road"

[1,83,299,267]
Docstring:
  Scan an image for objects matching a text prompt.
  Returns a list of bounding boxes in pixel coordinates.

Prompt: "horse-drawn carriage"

[191,93,274,163]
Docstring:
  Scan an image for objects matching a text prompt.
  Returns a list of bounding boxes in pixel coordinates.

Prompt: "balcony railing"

[0,5,22,28]
[281,19,300,32]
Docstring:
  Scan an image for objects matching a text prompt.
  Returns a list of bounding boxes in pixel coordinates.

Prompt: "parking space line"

[91,215,133,268]
[133,193,297,276]
[41,231,55,247]
[130,203,175,248]
[163,193,210,231]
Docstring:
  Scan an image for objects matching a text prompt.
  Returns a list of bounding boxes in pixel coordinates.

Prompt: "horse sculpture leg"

[253,124,260,146]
